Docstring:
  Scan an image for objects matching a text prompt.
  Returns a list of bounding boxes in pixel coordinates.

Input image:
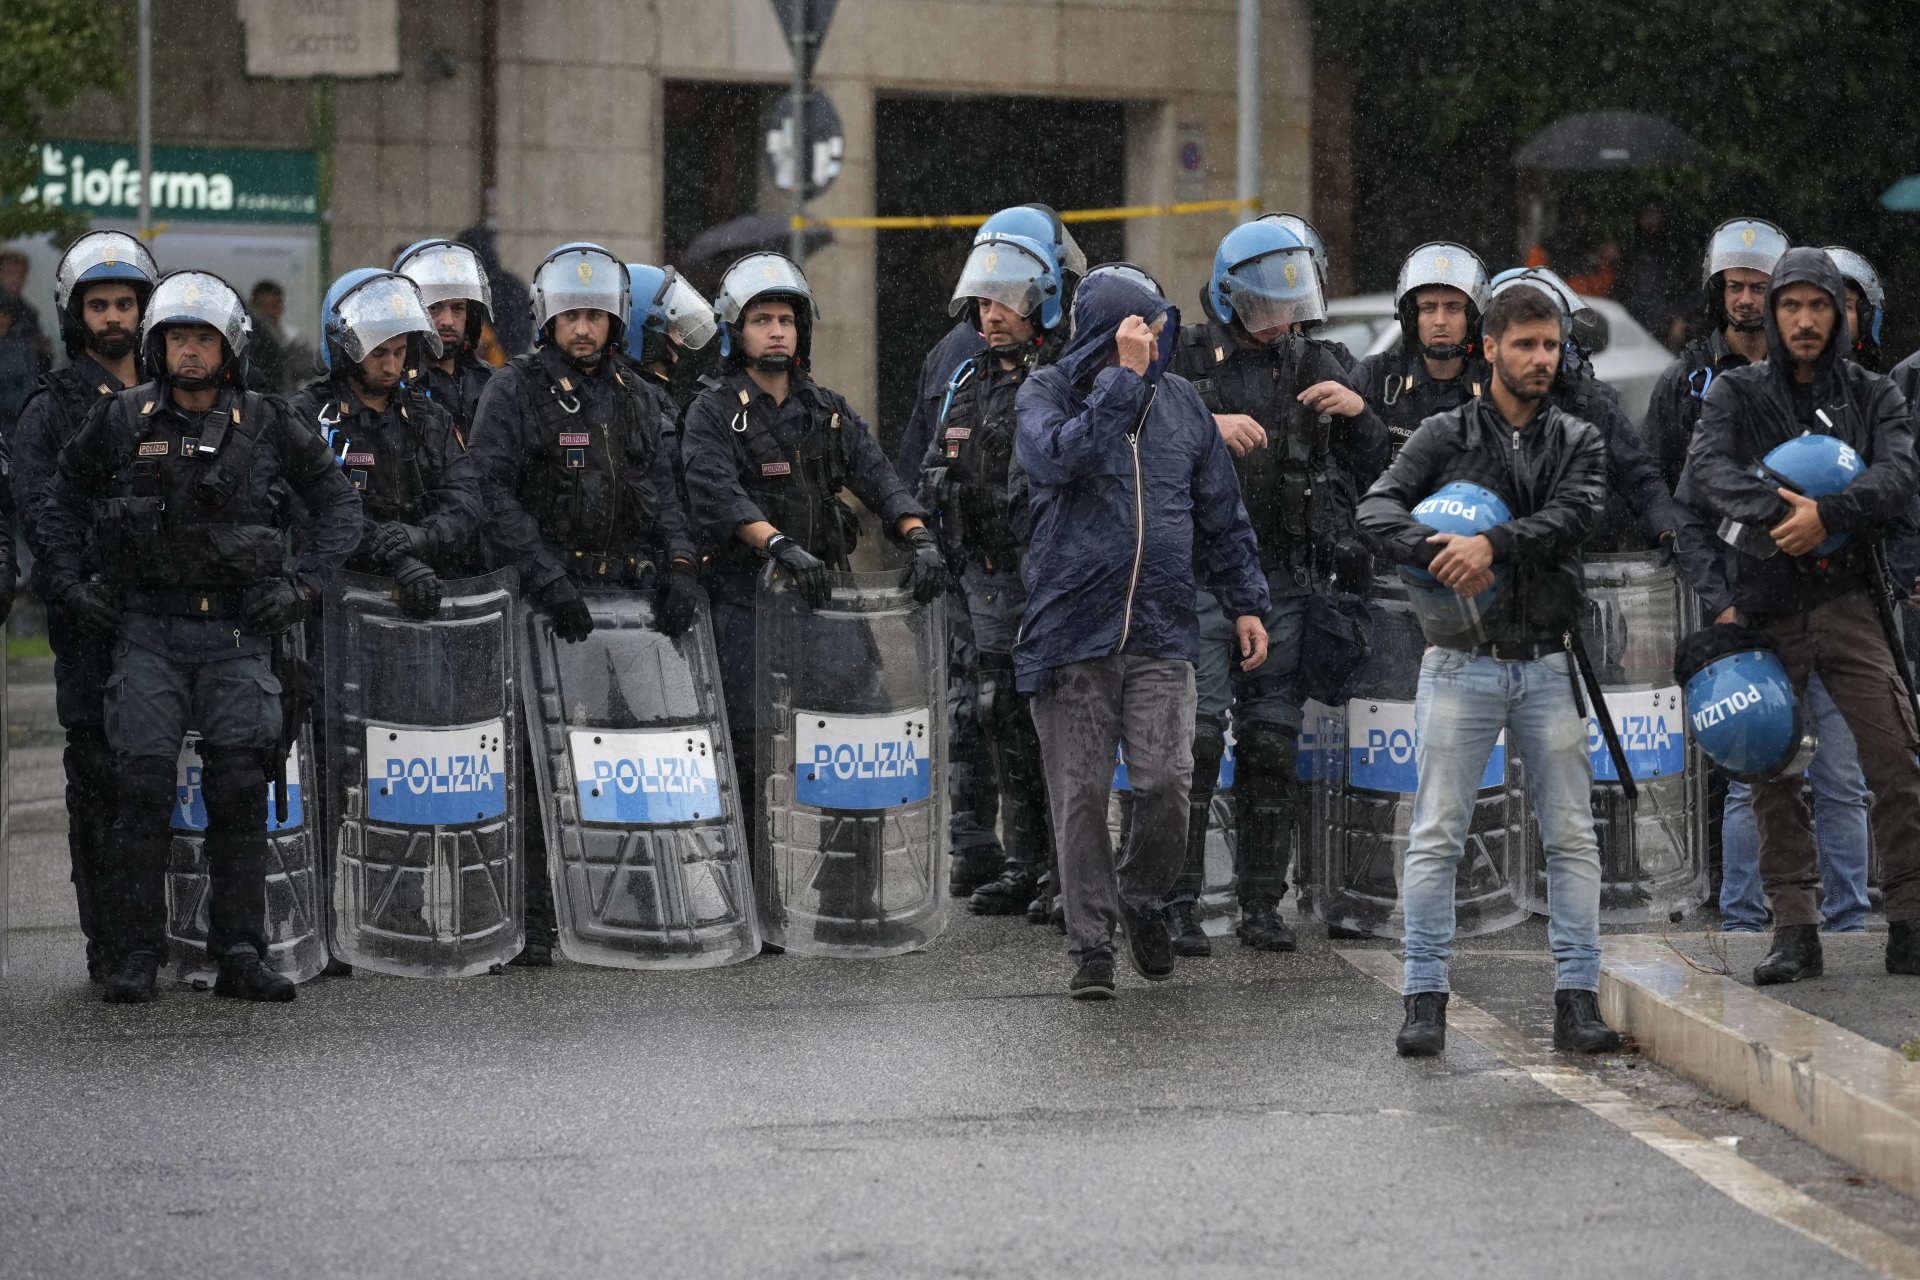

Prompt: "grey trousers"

[1031,654,1196,960]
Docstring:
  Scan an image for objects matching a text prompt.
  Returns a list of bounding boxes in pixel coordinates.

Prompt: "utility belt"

[561,551,657,588]
[1468,637,1562,662]
[121,586,253,619]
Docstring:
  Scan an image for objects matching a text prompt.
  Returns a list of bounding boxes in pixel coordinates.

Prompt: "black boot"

[102,950,161,1004]
[1753,922,1824,985]
[214,945,296,1002]
[1396,991,1448,1056]
[1166,900,1211,957]
[1236,899,1298,952]
[969,865,1039,916]
[1887,919,1920,976]
[1552,989,1622,1054]
[508,940,554,968]
[947,844,1005,898]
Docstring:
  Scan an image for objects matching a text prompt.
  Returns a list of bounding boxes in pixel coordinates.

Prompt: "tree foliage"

[0,0,126,241]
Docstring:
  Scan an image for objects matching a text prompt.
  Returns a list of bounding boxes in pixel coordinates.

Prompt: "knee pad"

[1192,714,1227,793]
[1236,727,1299,801]
[118,753,177,815]
[199,747,269,832]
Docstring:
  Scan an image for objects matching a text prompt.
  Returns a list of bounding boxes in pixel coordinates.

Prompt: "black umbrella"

[1514,110,1704,171]
[684,213,835,266]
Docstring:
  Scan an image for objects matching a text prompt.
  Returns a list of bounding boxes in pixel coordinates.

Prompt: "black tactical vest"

[1374,355,1484,455]
[92,388,282,590]
[511,353,658,560]
[717,378,854,571]
[931,352,1023,568]
[308,393,433,525]
[37,367,110,440]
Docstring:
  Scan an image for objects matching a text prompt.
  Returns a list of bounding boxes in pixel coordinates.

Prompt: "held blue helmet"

[1755,434,1864,555]
[1401,481,1511,649]
[1676,625,1817,784]
[1208,220,1324,336]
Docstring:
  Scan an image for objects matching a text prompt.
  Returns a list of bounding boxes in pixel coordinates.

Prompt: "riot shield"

[522,588,757,969]
[1523,552,1707,922]
[165,728,327,984]
[756,569,948,957]
[324,569,522,977]
[1307,574,1527,939]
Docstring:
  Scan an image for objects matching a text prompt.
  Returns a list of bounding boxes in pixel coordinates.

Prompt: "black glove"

[766,532,831,609]
[391,555,444,620]
[902,526,946,605]
[368,521,431,568]
[61,580,120,634]
[537,577,594,643]
[655,560,703,637]
[241,578,306,634]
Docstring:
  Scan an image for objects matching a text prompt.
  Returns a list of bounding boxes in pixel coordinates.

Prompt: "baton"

[1564,629,1639,806]
[1866,539,1920,741]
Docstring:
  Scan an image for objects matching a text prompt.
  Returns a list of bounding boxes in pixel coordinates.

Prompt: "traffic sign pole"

[788,0,808,264]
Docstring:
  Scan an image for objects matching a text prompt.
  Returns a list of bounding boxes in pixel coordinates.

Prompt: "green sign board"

[24,142,319,225]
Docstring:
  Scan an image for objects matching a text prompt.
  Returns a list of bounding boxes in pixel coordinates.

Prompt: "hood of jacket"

[1053,274,1179,390]
[1763,247,1848,397]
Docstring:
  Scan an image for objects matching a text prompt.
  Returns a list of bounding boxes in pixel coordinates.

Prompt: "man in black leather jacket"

[1359,284,1619,1059]
[1675,247,1920,985]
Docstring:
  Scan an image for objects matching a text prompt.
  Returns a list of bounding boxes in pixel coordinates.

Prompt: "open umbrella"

[684,213,834,266]
[1880,175,1920,212]
[1514,110,1705,171]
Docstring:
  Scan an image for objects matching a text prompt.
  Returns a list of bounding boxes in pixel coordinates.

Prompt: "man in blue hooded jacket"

[1014,273,1269,999]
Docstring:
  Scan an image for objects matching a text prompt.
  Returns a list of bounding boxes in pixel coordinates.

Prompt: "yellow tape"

[791,197,1259,232]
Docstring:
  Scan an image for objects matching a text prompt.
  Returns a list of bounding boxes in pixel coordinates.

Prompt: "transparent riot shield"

[522,588,757,969]
[757,569,948,957]
[1308,575,1527,939]
[165,728,326,984]
[324,570,522,977]
[1523,552,1707,922]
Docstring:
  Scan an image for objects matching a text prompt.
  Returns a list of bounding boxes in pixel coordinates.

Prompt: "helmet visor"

[397,242,492,315]
[949,238,1053,318]
[1223,247,1326,331]
[1397,243,1490,311]
[1706,221,1789,280]
[141,271,250,356]
[1824,247,1883,309]
[657,272,717,350]
[57,232,159,309]
[534,246,627,330]
[717,253,816,325]
[334,275,442,364]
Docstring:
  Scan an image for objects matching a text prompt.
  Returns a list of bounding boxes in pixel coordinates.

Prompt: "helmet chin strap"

[1421,341,1472,361]
[1729,316,1766,333]
[170,370,217,392]
[750,353,794,372]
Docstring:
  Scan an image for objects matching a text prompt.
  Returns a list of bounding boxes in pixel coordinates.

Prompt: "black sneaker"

[1166,901,1211,957]
[213,946,296,1002]
[1236,901,1298,952]
[1069,952,1116,1000]
[102,950,161,1005]
[969,866,1040,916]
[1887,919,1920,976]
[1753,922,1823,985]
[1396,991,1448,1057]
[1552,989,1622,1054]
[508,940,554,968]
[1119,902,1175,981]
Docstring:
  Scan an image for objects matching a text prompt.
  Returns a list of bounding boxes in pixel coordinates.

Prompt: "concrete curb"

[1599,933,1920,1200]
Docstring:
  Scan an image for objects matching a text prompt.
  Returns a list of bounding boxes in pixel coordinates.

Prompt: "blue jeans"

[1719,673,1870,932]
[1404,647,1602,995]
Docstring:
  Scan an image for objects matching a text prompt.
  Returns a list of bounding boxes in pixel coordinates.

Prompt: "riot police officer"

[681,252,942,837]
[14,230,155,981]
[1259,212,1358,373]
[393,238,498,430]
[1825,247,1885,372]
[619,262,717,481]
[37,271,362,1004]
[1641,218,1790,492]
[916,229,1064,917]
[468,242,703,967]
[1355,243,1492,459]
[1167,220,1387,954]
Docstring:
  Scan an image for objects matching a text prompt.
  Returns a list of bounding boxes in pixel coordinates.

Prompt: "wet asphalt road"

[2,665,1914,1279]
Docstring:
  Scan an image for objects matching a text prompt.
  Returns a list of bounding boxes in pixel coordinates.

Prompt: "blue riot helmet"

[1703,218,1789,332]
[139,269,252,388]
[950,231,1063,342]
[530,242,630,351]
[1208,220,1325,339]
[319,268,384,371]
[1260,213,1329,293]
[393,238,492,352]
[1401,481,1511,649]
[977,203,1087,280]
[623,263,717,366]
[323,270,442,381]
[713,251,817,369]
[1675,625,1817,784]
[1751,433,1864,556]
[1394,242,1491,360]
[54,230,160,359]
[1823,246,1885,365]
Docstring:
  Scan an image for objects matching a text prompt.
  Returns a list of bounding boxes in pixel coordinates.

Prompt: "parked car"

[1321,292,1670,424]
